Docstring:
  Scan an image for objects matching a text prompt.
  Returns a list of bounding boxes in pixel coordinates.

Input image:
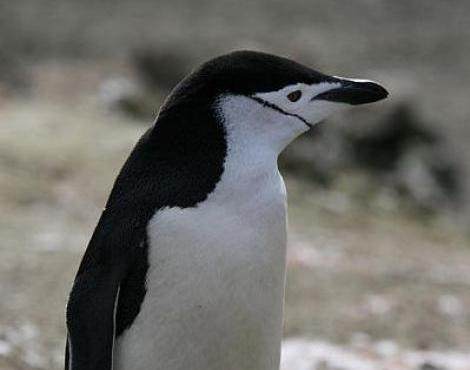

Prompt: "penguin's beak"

[313,77,388,105]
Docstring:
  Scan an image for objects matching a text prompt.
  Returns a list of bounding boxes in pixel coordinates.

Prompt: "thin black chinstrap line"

[248,96,312,129]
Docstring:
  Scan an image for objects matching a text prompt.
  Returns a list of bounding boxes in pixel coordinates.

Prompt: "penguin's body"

[65,51,388,370]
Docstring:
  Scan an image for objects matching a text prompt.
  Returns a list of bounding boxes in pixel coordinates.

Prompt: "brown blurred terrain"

[1,1,470,369]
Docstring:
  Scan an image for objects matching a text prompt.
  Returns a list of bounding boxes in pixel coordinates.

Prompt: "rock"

[98,77,156,119]
[419,362,447,370]
[98,48,192,119]
[347,103,438,172]
[394,147,460,211]
[0,51,30,93]
[352,103,461,212]
[132,47,191,91]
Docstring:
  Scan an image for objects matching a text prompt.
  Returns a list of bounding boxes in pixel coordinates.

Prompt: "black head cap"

[162,50,332,112]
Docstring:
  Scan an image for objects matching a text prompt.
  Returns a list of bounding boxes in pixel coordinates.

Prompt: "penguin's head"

[160,50,388,155]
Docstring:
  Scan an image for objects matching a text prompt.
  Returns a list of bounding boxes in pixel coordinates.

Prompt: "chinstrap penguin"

[65,50,388,370]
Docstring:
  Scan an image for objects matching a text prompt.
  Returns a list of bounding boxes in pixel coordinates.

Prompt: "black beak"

[313,78,388,105]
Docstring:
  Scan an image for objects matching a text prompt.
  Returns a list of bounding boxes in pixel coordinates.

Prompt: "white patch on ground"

[0,323,48,368]
[281,338,470,370]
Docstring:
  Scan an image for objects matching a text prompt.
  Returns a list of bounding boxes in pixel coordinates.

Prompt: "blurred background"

[1,1,470,369]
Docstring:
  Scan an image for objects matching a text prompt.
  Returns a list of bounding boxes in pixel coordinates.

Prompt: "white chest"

[115,170,287,370]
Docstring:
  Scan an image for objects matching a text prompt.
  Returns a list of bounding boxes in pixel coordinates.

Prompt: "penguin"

[65,50,388,370]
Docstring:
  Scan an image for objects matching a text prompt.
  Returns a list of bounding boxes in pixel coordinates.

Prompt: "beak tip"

[348,80,389,105]
[368,82,389,102]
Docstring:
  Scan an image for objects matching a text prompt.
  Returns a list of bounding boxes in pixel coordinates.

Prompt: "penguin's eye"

[287,90,302,102]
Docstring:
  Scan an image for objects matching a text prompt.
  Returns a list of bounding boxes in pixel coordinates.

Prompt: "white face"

[254,82,349,128]
[216,82,351,157]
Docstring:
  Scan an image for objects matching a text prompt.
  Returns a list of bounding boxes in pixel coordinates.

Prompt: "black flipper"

[66,265,121,370]
[64,129,158,370]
